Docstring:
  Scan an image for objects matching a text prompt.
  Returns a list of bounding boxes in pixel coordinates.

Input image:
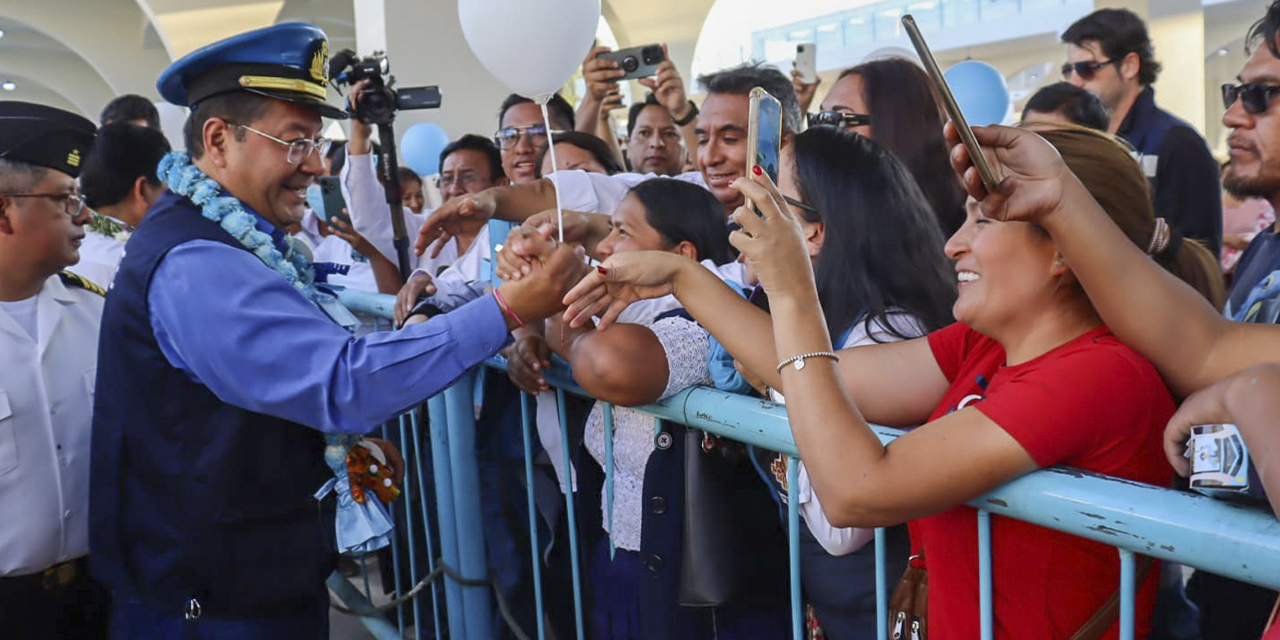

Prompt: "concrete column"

[1149,0,1207,132]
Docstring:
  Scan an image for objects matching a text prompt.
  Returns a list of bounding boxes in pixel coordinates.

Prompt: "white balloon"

[459,0,601,101]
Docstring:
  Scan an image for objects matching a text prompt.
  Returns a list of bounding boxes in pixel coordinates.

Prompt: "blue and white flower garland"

[158,150,319,302]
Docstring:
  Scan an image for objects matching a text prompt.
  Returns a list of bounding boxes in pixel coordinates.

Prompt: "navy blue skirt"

[589,537,790,640]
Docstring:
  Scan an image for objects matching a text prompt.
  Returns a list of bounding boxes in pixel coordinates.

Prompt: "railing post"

[1119,549,1136,640]
[410,408,444,636]
[396,413,423,635]
[519,393,547,640]
[428,392,467,639]
[444,374,493,639]
[978,509,993,640]
[875,527,887,640]
[556,388,587,640]
[786,456,803,640]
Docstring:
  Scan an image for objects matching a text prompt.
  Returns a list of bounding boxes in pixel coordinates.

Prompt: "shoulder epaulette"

[58,271,106,296]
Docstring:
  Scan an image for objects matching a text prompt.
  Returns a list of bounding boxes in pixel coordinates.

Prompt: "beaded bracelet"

[776,351,840,374]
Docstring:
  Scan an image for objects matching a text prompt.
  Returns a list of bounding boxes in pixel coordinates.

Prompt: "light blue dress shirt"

[147,211,510,435]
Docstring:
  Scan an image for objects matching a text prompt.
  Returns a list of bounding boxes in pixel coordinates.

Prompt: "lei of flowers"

[158,150,319,302]
[88,211,131,242]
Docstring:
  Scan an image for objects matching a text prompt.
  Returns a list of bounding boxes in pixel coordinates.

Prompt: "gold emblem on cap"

[66,148,81,168]
[310,40,329,84]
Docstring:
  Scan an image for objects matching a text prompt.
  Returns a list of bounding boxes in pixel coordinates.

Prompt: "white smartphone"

[795,43,817,84]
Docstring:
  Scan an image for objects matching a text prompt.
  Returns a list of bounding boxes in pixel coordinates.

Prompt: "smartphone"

[746,86,783,200]
[901,14,1000,193]
[600,44,665,81]
[794,43,817,84]
[314,176,350,227]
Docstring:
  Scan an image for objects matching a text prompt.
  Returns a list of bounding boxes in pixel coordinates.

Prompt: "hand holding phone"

[599,45,665,82]
[747,87,783,186]
[315,176,351,227]
[794,43,817,85]
[902,14,1000,193]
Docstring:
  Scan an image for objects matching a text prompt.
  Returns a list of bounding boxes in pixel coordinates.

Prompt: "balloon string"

[540,101,565,243]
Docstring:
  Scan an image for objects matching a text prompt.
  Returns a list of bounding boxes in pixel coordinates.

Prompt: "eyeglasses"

[493,124,565,150]
[1061,59,1117,81]
[435,173,484,190]
[807,111,871,129]
[782,195,818,216]
[4,192,86,217]
[233,123,332,165]
[1222,83,1280,115]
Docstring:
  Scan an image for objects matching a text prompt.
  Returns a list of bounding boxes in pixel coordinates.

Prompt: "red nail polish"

[752,165,763,176]
[596,266,609,275]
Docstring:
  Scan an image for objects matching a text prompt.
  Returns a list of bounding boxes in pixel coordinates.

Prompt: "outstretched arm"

[1164,363,1280,515]
[947,123,1280,396]
[546,315,669,406]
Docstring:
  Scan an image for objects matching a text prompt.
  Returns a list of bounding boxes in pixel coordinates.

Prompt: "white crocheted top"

[583,316,712,551]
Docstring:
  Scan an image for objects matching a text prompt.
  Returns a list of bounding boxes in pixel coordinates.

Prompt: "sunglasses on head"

[807,111,871,129]
[1222,83,1280,115]
[1060,59,1117,81]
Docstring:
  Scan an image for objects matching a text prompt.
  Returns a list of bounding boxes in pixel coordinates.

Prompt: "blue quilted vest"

[89,191,336,617]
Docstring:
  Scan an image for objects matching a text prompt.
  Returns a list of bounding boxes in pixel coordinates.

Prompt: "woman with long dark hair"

[711,126,954,639]
[815,57,969,236]
[790,125,955,347]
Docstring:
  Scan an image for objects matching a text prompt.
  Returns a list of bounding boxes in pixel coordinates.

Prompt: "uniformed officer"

[89,22,584,639]
[0,101,107,639]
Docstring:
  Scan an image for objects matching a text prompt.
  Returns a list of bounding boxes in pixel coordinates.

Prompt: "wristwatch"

[673,101,699,126]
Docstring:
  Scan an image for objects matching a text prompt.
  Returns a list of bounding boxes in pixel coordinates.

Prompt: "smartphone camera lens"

[642,46,663,65]
[621,56,640,73]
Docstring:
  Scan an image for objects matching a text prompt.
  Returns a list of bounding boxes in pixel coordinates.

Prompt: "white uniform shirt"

[0,274,103,576]
[340,150,425,274]
[546,169,706,215]
[67,230,126,290]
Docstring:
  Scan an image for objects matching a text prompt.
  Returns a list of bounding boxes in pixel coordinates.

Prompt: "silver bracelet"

[776,351,840,374]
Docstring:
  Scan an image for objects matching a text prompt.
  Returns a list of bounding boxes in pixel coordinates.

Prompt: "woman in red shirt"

[561,125,1223,639]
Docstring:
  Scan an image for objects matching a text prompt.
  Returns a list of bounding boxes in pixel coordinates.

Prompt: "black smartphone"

[314,176,350,227]
[600,45,665,81]
[901,14,1000,193]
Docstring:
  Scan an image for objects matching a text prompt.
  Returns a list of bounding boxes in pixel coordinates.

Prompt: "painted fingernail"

[597,266,609,275]
[752,165,763,176]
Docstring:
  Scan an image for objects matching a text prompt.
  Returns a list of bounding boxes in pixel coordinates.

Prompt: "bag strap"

[1069,555,1156,640]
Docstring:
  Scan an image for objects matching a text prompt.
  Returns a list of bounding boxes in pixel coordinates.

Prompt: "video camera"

[328,50,441,126]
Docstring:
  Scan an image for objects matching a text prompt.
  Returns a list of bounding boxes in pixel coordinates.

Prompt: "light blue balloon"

[400,123,451,176]
[943,60,1010,127]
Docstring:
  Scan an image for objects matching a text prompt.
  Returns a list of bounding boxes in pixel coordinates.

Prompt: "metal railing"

[331,288,1280,640]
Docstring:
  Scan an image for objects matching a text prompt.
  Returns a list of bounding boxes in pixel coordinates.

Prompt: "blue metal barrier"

[332,289,1280,640]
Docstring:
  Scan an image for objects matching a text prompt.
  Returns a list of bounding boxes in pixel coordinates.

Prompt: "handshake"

[489,223,594,331]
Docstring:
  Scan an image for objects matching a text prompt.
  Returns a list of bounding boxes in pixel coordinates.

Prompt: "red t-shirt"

[915,323,1173,640]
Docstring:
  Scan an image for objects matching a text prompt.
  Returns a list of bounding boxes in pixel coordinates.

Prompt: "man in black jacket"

[1063,8,1223,258]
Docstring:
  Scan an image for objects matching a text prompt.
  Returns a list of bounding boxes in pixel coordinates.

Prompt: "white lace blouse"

[582,316,712,552]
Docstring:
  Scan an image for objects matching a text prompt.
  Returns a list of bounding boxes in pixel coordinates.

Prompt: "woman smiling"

[563,125,1221,639]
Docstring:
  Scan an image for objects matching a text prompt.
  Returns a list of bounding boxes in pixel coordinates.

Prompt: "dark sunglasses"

[1222,83,1280,115]
[1060,59,1117,81]
[807,111,871,129]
